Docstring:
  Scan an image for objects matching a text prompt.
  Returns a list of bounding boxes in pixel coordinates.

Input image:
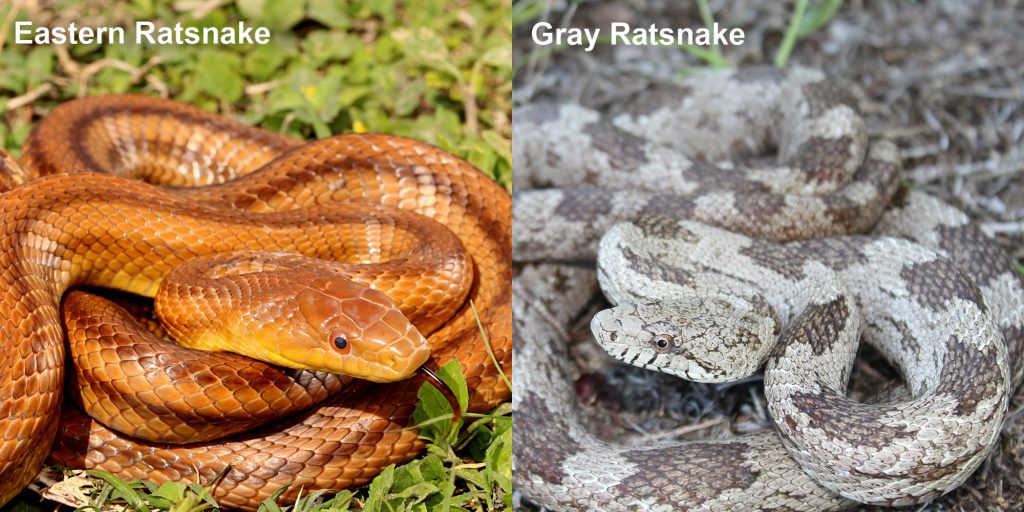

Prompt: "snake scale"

[0,95,512,509]
[513,67,1024,510]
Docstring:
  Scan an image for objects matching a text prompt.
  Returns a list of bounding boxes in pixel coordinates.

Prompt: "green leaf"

[511,0,546,25]
[256,482,290,512]
[335,84,372,109]
[10,121,31,149]
[301,30,358,64]
[86,471,151,512]
[304,69,343,117]
[245,43,289,81]
[392,482,441,503]
[437,359,469,413]
[485,424,513,494]
[412,359,470,446]
[477,45,511,70]
[393,454,447,492]
[434,107,463,139]
[24,47,54,88]
[153,481,186,502]
[394,80,426,116]
[95,67,134,94]
[131,0,156,18]
[363,464,396,512]
[238,0,307,31]
[466,145,498,177]
[392,27,461,78]
[307,0,351,29]
[195,51,243,102]
[414,387,455,442]
[482,129,511,164]
[799,0,844,37]
[308,489,353,510]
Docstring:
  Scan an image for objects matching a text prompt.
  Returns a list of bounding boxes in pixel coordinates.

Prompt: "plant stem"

[695,0,725,64]
[775,0,809,67]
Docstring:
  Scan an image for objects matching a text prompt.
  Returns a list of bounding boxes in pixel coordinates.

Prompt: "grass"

[0,0,511,509]
[511,0,843,74]
[0,0,511,188]
[20,360,511,512]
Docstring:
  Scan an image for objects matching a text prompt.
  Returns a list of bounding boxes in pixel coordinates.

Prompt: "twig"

[462,81,479,136]
[749,387,768,422]
[76,56,163,97]
[641,417,726,442]
[946,86,1024,101]
[53,42,82,74]
[145,74,170,98]
[981,221,1024,237]
[908,151,1024,183]
[245,79,284,96]
[6,83,54,110]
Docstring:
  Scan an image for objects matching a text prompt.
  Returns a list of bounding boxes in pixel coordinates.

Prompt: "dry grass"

[513,1,1023,510]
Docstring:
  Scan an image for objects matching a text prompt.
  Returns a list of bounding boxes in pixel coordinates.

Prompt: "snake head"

[278,275,431,382]
[590,296,777,383]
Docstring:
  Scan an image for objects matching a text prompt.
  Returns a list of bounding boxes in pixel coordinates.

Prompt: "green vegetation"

[511,0,844,72]
[680,0,843,69]
[0,0,511,509]
[0,0,511,187]
[26,361,511,511]
[773,0,843,68]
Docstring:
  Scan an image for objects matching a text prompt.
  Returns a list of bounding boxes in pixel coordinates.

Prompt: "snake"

[512,66,1024,510]
[0,94,512,510]
[63,243,470,445]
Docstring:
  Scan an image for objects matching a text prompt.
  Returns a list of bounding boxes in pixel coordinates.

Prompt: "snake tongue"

[417,365,462,423]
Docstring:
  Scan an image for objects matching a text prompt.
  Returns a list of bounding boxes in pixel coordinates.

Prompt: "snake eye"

[652,335,672,353]
[330,329,350,354]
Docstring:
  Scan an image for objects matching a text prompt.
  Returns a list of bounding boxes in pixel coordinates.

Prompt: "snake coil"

[512,66,1024,511]
[0,95,512,510]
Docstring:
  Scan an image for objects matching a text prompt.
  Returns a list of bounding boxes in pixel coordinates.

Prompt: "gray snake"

[512,66,1024,510]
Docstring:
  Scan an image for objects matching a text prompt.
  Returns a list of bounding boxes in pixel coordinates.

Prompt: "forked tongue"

[417,365,462,423]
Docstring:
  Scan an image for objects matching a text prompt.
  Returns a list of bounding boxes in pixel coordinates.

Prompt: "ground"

[512,1,1023,510]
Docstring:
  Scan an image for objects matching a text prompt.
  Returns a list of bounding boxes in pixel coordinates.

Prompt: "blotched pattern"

[513,66,894,261]
[513,66,1024,511]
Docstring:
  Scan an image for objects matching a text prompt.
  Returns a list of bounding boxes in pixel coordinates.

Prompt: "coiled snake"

[0,95,512,509]
[513,67,1024,510]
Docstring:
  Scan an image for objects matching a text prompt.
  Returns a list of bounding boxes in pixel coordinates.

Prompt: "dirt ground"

[513,1,1024,510]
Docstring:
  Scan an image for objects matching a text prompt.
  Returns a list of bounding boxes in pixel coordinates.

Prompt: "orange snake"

[0,95,512,509]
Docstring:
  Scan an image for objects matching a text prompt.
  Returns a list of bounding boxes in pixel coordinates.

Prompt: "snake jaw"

[290,277,431,382]
[592,297,776,383]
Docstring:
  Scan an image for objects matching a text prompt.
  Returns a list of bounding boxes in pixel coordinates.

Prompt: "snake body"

[513,67,1023,510]
[0,95,512,509]
[66,243,470,445]
[513,67,898,261]
[63,289,352,444]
